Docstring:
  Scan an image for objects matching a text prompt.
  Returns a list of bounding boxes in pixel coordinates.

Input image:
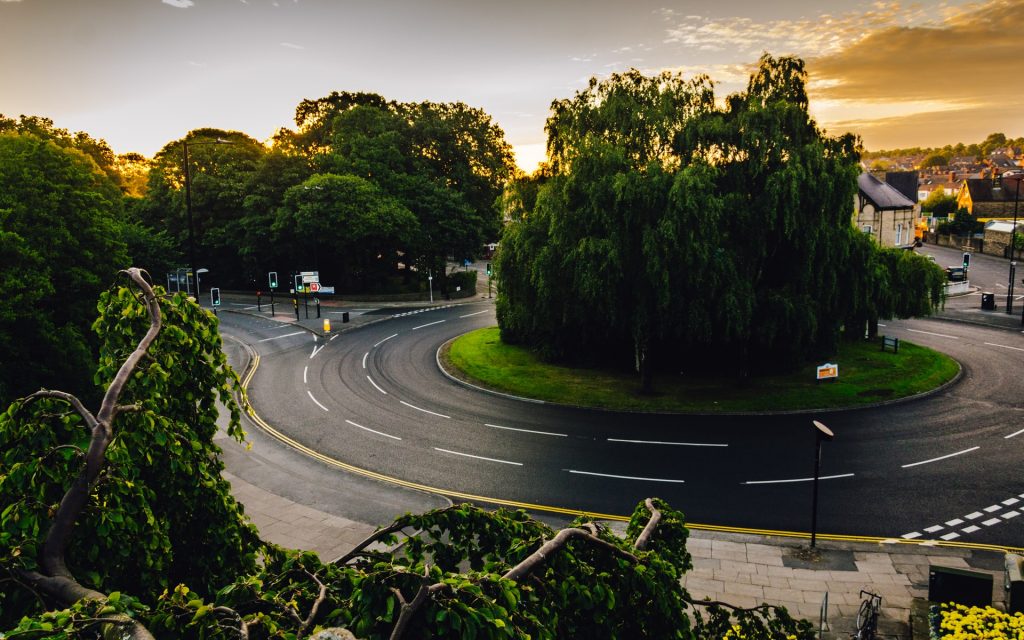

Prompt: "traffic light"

[486,263,492,276]
[294,273,302,293]
[210,287,221,307]
[268,271,278,289]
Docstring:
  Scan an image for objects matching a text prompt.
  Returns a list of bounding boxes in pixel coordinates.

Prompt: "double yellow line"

[237,344,1024,555]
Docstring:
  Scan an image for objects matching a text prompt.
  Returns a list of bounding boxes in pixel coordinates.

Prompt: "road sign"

[309,282,321,293]
[816,363,838,381]
[302,273,320,284]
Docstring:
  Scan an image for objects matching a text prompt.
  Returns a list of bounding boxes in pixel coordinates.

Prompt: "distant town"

[856,133,1024,258]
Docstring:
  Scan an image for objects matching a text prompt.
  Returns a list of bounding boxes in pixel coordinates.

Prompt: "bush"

[930,602,1024,638]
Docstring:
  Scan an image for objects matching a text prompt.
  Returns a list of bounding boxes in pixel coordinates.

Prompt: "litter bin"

[982,292,996,310]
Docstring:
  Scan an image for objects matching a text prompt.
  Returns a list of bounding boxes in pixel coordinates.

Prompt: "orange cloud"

[808,0,1024,147]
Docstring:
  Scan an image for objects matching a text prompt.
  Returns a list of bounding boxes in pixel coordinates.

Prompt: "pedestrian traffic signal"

[269,271,278,289]
[486,263,492,276]
[210,287,221,307]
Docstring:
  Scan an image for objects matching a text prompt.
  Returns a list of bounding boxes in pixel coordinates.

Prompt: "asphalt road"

[219,288,1024,546]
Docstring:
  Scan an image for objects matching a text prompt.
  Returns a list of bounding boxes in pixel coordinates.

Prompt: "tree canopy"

[128,93,515,294]
[922,189,958,218]
[0,131,129,406]
[496,55,945,387]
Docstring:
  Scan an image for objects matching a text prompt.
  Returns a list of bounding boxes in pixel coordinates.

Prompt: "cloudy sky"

[2,0,1021,171]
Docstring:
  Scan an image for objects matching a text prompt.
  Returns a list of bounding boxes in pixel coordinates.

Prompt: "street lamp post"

[810,420,834,549]
[1006,174,1022,314]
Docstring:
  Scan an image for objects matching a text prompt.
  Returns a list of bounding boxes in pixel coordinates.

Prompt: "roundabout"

[220,300,1024,550]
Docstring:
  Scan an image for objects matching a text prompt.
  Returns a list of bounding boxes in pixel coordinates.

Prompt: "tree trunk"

[636,336,654,395]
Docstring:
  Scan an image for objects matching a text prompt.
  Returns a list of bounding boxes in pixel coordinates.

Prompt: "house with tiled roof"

[855,171,921,248]
[917,170,960,200]
[956,177,1024,219]
[989,153,1019,173]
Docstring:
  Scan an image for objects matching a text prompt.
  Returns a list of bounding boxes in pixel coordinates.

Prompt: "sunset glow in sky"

[2,0,1022,172]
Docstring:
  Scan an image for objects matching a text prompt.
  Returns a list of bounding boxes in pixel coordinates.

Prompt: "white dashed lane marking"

[345,419,401,441]
[906,328,960,339]
[901,446,979,468]
[485,423,567,437]
[985,342,1024,352]
[400,400,450,419]
[366,376,388,395]
[435,447,522,466]
[742,473,854,485]
[608,438,728,447]
[258,330,306,342]
[306,390,329,412]
[412,320,445,330]
[566,469,686,484]
[392,304,456,318]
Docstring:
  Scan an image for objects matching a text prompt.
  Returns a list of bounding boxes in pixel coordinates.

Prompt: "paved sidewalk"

[681,531,1006,639]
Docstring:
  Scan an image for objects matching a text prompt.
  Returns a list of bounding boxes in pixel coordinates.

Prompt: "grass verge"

[442,327,959,413]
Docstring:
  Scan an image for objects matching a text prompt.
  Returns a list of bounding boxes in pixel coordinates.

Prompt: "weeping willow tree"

[497,54,943,389]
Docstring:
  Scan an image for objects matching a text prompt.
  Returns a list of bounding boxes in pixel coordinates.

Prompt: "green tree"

[498,56,880,386]
[0,131,129,406]
[306,95,515,287]
[922,189,958,218]
[0,115,128,195]
[920,152,949,168]
[138,129,265,289]
[981,132,1007,156]
[237,138,314,287]
[840,235,946,339]
[936,208,983,236]
[0,270,258,637]
[275,174,419,291]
